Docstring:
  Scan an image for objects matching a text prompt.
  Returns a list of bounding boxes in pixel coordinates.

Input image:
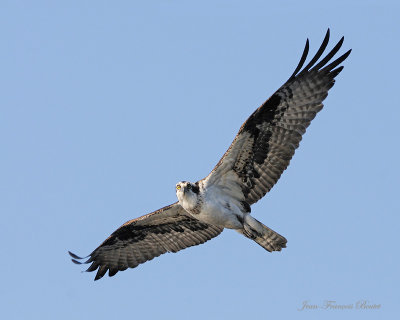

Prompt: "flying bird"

[69,29,351,280]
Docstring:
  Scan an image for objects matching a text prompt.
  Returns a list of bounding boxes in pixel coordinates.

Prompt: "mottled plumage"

[70,203,222,280]
[70,29,351,280]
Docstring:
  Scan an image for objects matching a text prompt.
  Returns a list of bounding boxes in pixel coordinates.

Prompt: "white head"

[175,181,200,211]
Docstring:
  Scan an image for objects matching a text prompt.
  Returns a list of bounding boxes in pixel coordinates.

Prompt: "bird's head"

[176,181,200,210]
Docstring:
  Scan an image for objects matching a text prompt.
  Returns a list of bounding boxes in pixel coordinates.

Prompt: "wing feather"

[203,29,351,205]
[69,202,223,280]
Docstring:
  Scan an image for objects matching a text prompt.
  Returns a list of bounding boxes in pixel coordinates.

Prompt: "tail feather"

[252,225,287,252]
[241,215,287,252]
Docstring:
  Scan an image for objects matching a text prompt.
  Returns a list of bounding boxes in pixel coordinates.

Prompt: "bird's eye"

[176,185,181,190]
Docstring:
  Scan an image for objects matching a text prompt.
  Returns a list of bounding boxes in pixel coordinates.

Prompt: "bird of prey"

[69,29,351,280]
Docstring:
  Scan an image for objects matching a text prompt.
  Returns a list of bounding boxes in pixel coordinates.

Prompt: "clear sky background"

[1,1,399,319]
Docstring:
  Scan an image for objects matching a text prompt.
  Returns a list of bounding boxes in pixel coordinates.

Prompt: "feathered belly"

[192,198,244,229]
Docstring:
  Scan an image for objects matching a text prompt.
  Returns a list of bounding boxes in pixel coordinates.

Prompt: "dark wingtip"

[69,251,92,266]
[321,48,352,73]
[324,28,331,45]
[94,266,108,281]
[311,34,345,71]
[299,29,330,74]
[344,48,352,58]
[68,251,85,259]
[288,38,310,81]
[71,259,83,265]
[94,273,104,281]
[86,262,99,272]
[330,66,344,79]
[337,36,345,50]
[108,268,119,277]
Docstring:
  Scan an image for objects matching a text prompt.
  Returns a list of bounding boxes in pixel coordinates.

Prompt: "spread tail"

[240,215,287,252]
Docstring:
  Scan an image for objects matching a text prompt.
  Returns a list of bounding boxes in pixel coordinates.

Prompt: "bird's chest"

[188,190,243,229]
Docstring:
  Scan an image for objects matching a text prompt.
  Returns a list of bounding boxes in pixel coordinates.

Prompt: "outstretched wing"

[203,29,351,205]
[69,202,223,280]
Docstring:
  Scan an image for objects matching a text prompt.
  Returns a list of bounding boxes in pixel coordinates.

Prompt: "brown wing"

[203,29,351,205]
[69,202,223,280]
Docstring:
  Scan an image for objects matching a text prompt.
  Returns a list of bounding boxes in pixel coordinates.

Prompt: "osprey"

[70,29,351,280]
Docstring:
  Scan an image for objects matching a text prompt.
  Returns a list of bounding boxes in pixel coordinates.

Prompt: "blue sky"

[1,1,399,319]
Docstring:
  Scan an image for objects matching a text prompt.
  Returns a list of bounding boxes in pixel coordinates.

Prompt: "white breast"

[194,185,245,229]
